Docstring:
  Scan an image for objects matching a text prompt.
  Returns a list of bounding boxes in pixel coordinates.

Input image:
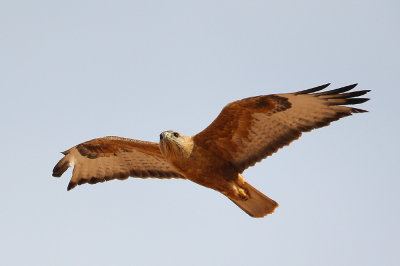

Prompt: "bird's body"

[53,83,370,218]
[158,131,277,216]
[160,132,234,193]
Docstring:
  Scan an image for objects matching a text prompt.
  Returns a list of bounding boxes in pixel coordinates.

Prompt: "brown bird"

[53,83,369,218]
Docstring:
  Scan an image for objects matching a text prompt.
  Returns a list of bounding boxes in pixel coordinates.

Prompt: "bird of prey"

[52,83,369,218]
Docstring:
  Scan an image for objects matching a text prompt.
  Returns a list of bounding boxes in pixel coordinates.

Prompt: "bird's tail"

[228,181,278,218]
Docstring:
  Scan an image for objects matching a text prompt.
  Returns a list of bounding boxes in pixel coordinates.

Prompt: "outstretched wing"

[193,83,370,173]
[52,136,184,190]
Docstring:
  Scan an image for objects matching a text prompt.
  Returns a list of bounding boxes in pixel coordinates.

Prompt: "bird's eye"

[173,132,179,138]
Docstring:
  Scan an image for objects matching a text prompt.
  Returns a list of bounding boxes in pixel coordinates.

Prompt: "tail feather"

[229,182,278,218]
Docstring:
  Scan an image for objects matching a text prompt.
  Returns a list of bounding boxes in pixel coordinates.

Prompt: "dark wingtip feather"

[61,149,70,155]
[67,181,77,191]
[52,157,70,177]
[317,84,358,95]
[345,97,370,105]
[352,108,368,113]
[342,90,370,98]
[295,83,331,95]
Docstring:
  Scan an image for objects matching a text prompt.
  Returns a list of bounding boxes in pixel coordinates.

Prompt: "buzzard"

[53,83,370,218]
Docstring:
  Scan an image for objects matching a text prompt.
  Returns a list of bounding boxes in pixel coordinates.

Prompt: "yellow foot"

[237,187,249,201]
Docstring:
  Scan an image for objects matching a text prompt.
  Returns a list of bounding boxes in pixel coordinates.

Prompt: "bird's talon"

[238,188,249,201]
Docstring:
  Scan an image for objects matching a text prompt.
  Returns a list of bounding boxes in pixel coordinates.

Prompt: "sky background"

[1,1,399,265]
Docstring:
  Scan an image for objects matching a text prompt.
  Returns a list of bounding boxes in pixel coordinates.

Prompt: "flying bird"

[52,83,370,218]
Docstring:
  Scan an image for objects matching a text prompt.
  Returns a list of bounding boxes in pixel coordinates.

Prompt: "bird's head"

[159,130,193,159]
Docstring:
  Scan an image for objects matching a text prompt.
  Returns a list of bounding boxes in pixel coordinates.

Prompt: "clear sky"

[1,1,399,266]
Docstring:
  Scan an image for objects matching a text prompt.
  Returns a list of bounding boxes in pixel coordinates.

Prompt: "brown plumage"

[53,137,183,191]
[52,83,370,218]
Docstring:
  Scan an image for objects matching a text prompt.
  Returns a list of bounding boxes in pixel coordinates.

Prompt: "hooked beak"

[160,131,170,141]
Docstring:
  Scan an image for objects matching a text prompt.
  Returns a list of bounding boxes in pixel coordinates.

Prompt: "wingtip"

[294,83,331,95]
[349,83,358,87]
[323,82,331,87]
[67,181,77,191]
[52,172,61,178]
[347,83,359,90]
[351,107,369,113]
[317,83,331,91]
[52,156,70,178]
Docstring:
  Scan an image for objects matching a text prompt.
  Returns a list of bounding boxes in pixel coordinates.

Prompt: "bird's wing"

[193,83,370,173]
[52,136,184,190]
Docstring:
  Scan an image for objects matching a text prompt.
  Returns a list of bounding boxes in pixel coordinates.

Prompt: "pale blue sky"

[1,1,399,266]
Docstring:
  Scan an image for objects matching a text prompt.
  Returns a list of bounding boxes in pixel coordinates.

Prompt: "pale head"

[159,130,194,159]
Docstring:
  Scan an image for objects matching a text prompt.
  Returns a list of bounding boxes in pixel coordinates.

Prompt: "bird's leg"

[218,174,249,200]
[232,183,249,201]
[235,174,249,200]
[237,187,249,200]
[237,174,246,186]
